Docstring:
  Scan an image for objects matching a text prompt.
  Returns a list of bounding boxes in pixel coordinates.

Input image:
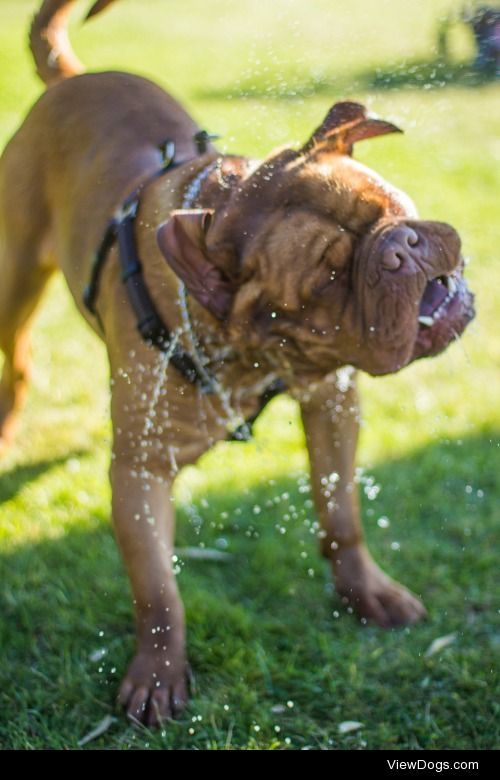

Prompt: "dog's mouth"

[418,272,461,327]
[413,266,475,360]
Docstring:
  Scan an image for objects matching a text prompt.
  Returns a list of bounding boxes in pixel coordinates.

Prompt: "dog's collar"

[83,137,285,440]
[83,132,217,326]
[176,159,286,440]
[175,159,222,389]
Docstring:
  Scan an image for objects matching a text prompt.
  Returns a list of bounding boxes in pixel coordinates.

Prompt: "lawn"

[0,0,498,750]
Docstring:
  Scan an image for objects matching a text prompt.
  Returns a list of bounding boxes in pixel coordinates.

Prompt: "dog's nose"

[380,226,419,271]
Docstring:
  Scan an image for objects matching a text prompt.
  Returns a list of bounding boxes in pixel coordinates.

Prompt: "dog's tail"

[29,0,118,86]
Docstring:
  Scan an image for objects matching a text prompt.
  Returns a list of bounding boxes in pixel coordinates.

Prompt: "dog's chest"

[115,346,283,472]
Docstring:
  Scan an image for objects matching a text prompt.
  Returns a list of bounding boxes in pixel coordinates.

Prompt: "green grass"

[0,0,499,750]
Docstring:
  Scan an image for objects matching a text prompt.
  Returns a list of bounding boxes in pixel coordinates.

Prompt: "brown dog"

[0,1,474,726]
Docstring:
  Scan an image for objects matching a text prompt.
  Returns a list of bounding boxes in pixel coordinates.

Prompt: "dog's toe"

[146,688,171,727]
[118,650,189,727]
[126,686,150,723]
[117,678,134,708]
[171,680,189,717]
[334,548,427,628]
[374,583,427,627]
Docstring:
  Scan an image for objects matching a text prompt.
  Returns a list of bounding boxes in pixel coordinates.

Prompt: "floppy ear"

[157,210,233,320]
[301,101,402,156]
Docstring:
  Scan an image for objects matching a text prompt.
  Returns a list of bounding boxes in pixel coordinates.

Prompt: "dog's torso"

[8,71,200,302]
[3,70,289,470]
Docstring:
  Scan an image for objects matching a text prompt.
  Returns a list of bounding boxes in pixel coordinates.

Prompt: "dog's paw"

[342,576,427,628]
[333,546,427,628]
[118,649,189,727]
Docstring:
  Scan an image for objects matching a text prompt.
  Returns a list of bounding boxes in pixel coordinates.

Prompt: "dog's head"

[158,101,475,378]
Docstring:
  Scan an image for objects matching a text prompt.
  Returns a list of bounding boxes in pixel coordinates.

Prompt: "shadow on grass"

[0,450,91,504]
[0,431,498,748]
[197,59,497,102]
[361,58,498,91]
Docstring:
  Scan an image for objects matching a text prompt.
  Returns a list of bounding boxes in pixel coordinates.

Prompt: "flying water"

[142,329,182,439]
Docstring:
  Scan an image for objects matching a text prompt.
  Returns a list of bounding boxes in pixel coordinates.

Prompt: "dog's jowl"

[0,1,475,726]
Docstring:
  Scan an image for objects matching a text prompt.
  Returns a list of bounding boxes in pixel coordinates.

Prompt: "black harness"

[83,135,285,441]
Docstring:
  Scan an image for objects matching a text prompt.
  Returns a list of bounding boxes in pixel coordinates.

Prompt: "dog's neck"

[174,156,345,396]
[182,155,290,397]
[182,154,259,211]
[140,153,287,402]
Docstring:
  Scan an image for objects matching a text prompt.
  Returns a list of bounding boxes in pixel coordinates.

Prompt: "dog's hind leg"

[0,166,55,453]
[0,247,55,453]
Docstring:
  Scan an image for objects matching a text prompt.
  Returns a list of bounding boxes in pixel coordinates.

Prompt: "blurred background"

[0,0,498,750]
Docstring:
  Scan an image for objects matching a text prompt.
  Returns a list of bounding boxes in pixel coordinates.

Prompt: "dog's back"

[0,0,201,450]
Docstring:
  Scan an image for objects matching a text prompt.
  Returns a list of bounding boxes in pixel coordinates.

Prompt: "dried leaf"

[175,546,233,562]
[89,647,107,663]
[425,632,457,658]
[77,715,116,747]
[338,720,363,734]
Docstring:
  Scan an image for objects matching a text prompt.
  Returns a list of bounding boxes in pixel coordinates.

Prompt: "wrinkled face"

[158,102,475,379]
[353,217,474,374]
[209,152,474,377]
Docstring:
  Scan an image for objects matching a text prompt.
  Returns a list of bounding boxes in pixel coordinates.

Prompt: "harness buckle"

[160,139,176,168]
[194,130,220,155]
[114,197,139,224]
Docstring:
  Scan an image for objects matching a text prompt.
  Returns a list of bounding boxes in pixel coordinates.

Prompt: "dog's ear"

[301,101,402,156]
[157,210,233,320]
[85,0,117,20]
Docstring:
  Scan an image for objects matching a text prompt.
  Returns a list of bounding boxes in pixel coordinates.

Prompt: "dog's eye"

[311,257,340,298]
[317,240,337,268]
[318,236,352,271]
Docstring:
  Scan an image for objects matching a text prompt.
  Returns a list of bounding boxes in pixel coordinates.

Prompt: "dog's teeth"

[418,316,434,327]
[447,276,457,295]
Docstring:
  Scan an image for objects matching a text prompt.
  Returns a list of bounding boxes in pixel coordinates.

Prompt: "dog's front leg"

[300,374,427,628]
[110,451,188,726]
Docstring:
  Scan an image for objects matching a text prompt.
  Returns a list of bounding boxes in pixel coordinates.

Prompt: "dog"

[0,0,475,726]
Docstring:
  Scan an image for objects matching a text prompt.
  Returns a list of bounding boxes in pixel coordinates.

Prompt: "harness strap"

[83,140,179,319]
[228,378,287,441]
[116,204,215,393]
[83,219,117,330]
[83,135,286,439]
